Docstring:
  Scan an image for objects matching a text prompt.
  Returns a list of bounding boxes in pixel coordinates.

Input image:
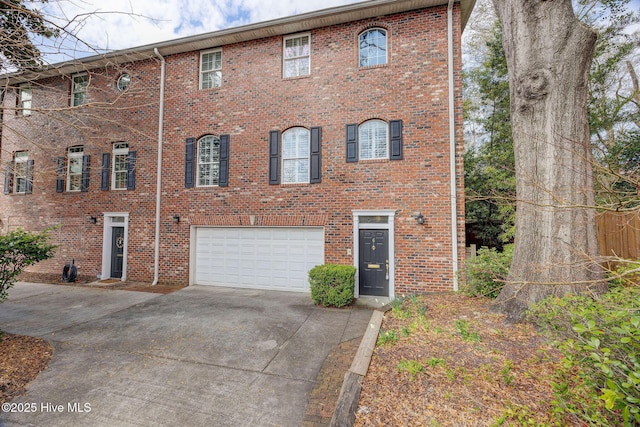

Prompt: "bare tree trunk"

[491,0,607,322]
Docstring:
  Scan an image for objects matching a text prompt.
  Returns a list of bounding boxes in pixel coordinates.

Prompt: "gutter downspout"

[152,48,166,286]
[447,0,459,291]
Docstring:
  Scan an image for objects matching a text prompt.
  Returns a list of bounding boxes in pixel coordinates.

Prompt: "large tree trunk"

[491,0,607,322]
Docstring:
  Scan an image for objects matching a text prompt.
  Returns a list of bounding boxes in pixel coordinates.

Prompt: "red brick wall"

[1,4,465,293]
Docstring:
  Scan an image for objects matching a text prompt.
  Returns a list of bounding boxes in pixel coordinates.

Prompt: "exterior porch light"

[88,215,97,224]
[173,214,180,224]
[414,212,425,225]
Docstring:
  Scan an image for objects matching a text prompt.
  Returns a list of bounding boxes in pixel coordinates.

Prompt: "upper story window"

[18,84,32,116]
[71,74,88,106]
[13,151,29,193]
[269,127,321,185]
[3,151,33,195]
[359,28,387,67]
[283,33,310,78]
[282,127,310,184]
[112,142,129,190]
[346,120,403,163]
[359,120,388,160]
[197,135,220,186]
[67,146,84,191]
[200,50,222,89]
[116,73,131,91]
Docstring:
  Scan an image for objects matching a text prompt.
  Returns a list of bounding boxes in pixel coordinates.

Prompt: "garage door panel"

[193,227,324,292]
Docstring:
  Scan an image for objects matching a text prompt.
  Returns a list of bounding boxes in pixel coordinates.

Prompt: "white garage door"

[193,227,324,292]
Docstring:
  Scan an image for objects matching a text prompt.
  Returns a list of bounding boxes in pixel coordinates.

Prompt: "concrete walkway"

[0,282,372,427]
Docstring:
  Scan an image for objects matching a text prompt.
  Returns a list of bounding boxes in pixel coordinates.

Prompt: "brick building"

[1,0,473,298]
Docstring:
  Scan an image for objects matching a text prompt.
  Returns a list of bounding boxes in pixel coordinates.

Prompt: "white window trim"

[199,49,222,90]
[359,28,388,67]
[71,73,88,107]
[111,142,129,190]
[66,146,84,192]
[359,119,389,160]
[281,127,310,184]
[101,212,129,282]
[352,210,396,299]
[283,32,311,78]
[196,135,220,187]
[13,151,28,194]
[18,84,32,116]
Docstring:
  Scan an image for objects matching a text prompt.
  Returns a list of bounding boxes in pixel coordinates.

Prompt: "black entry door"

[111,227,125,278]
[359,229,389,296]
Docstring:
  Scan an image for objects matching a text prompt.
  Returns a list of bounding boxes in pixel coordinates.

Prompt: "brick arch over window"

[184,133,230,188]
[358,26,388,67]
[346,119,402,162]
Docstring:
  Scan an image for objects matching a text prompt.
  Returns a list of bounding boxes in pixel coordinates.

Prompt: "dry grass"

[355,293,568,427]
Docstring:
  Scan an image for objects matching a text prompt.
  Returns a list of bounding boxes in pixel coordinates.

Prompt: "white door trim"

[352,210,395,298]
[101,212,129,281]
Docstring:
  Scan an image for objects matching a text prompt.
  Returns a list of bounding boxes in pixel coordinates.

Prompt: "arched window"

[282,127,310,184]
[359,28,387,67]
[359,120,388,160]
[197,135,221,186]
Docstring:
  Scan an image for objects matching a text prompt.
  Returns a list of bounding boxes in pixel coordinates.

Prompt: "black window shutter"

[81,154,90,192]
[268,130,280,185]
[389,119,403,160]
[25,159,34,194]
[101,153,110,190]
[346,123,358,162]
[219,134,230,187]
[310,126,322,184]
[185,137,195,188]
[4,162,12,195]
[55,157,65,193]
[127,151,136,190]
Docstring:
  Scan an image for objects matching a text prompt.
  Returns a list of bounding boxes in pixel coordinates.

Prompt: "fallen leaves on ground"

[355,293,567,427]
[0,333,53,404]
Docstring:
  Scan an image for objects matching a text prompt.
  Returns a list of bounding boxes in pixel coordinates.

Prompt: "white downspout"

[152,47,166,286]
[447,0,459,291]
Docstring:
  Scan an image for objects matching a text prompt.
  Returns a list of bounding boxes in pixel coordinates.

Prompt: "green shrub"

[0,228,57,303]
[462,244,513,299]
[528,286,640,426]
[309,264,356,307]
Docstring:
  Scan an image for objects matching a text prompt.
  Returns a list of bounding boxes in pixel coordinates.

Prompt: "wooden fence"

[597,211,640,261]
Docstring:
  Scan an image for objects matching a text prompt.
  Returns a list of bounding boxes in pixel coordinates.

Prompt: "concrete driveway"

[0,282,372,426]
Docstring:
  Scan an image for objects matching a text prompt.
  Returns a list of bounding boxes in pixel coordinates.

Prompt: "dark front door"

[111,227,125,278]
[359,229,389,296]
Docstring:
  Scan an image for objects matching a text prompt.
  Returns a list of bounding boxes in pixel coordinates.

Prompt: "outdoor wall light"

[414,212,425,225]
[173,214,180,224]
[88,215,97,224]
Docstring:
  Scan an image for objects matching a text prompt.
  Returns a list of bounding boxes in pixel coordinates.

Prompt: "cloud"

[37,0,362,63]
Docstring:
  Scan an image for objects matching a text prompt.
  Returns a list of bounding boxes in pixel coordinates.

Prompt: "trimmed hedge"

[309,264,356,307]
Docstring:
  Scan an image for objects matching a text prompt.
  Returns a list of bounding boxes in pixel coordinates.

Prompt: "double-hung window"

[359,28,388,67]
[269,127,321,185]
[67,146,84,191]
[3,151,33,195]
[184,135,229,188]
[100,143,136,191]
[13,151,29,193]
[283,34,310,78]
[282,128,310,184]
[18,84,32,116]
[200,50,222,89]
[112,143,129,190]
[197,135,220,186]
[71,74,88,106]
